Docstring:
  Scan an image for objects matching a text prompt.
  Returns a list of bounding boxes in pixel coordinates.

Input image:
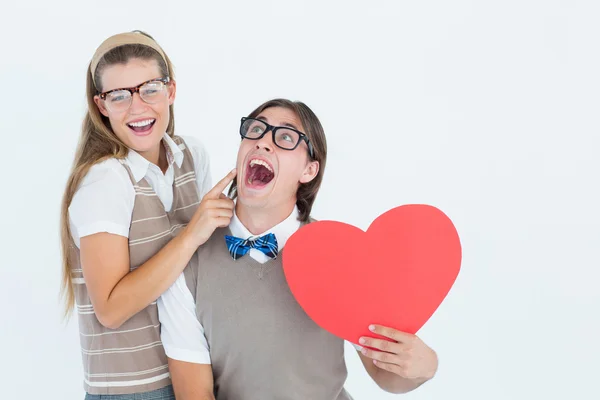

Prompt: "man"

[157,99,438,399]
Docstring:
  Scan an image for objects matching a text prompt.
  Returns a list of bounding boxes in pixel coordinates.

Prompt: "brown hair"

[228,99,327,222]
[59,32,175,319]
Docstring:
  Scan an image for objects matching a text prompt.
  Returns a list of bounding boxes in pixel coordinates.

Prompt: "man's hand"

[358,324,438,387]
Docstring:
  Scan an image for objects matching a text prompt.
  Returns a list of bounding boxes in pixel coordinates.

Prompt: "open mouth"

[246,158,275,188]
[127,118,156,134]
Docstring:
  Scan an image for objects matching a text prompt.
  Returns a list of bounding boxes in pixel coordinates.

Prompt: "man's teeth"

[249,159,273,172]
[128,119,154,128]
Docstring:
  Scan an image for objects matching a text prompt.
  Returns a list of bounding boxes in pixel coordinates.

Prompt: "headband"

[90,31,168,88]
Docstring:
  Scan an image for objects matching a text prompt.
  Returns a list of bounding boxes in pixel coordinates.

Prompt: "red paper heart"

[282,204,461,345]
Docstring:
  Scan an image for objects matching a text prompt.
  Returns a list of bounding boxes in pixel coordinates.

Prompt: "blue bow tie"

[225,233,279,260]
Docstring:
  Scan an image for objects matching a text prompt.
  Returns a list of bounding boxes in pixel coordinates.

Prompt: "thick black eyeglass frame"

[239,117,315,159]
[98,77,171,100]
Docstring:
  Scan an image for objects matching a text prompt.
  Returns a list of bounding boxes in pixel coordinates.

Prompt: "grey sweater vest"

[71,136,201,395]
[184,226,354,400]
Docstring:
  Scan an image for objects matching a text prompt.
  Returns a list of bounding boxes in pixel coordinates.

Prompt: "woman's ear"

[167,79,176,105]
[93,95,109,117]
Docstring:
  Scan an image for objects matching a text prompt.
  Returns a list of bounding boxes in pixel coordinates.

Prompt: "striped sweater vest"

[70,136,201,395]
[183,226,354,400]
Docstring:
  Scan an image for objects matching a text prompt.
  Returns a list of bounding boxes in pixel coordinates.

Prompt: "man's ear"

[93,95,109,117]
[299,160,319,184]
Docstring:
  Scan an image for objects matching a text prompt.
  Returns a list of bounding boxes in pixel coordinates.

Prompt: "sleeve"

[157,272,211,364]
[68,161,134,246]
[181,135,213,199]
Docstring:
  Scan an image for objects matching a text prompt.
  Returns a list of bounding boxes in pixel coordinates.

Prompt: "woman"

[59,30,236,399]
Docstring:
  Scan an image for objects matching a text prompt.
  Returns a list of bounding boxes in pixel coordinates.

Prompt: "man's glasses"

[98,77,171,113]
[239,117,314,158]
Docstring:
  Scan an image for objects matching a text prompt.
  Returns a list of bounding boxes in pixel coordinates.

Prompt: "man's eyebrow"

[281,122,300,131]
[257,115,301,131]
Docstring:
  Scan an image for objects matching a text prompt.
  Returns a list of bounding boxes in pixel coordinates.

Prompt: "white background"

[1,1,599,399]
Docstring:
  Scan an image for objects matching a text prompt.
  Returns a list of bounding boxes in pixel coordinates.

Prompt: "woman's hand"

[183,169,237,248]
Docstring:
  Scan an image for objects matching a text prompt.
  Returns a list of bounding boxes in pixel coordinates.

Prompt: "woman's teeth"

[128,119,155,128]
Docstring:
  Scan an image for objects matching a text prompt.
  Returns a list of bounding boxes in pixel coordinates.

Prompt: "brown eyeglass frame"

[98,77,171,100]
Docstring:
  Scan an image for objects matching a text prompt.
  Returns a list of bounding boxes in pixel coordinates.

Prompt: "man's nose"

[254,131,274,152]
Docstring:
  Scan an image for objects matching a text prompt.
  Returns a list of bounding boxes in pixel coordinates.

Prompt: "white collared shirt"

[157,206,360,365]
[227,206,301,262]
[68,134,212,248]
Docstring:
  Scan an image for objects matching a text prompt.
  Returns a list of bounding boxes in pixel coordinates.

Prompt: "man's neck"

[236,201,296,235]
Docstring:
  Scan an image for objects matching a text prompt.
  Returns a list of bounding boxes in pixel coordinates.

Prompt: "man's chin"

[237,187,272,208]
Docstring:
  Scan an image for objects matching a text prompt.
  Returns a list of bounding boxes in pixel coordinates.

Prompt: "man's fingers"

[368,325,416,343]
[360,346,404,365]
[206,168,237,199]
[358,336,406,355]
[372,359,409,378]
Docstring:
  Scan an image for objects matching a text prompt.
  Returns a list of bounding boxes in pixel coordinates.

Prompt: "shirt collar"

[228,205,301,251]
[125,134,184,183]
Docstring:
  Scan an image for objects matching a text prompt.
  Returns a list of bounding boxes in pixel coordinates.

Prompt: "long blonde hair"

[59,34,176,319]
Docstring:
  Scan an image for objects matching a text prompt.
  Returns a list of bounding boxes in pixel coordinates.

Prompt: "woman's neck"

[139,141,168,174]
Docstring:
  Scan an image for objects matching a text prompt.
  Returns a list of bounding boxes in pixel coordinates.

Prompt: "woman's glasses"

[98,77,171,113]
